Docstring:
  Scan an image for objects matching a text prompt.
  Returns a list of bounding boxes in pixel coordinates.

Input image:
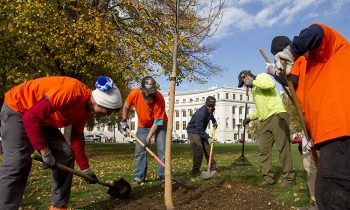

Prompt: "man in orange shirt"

[0,76,122,210]
[121,76,167,186]
[272,23,350,210]
[267,36,318,209]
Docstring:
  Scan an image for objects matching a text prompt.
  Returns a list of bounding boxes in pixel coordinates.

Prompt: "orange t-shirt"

[125,88,168,128]
[301,24,350,144]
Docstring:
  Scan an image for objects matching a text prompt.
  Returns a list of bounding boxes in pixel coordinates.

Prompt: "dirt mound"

[106,182,290,210]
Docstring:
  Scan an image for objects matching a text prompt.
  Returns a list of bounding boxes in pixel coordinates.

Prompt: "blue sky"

[156,0,350,93]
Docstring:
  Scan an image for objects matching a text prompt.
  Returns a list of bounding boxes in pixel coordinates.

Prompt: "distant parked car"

[85,134,101,142]
[182,138,190,144]
[172,138,185,144]
[128,138,136,144]
[223,139,234,144]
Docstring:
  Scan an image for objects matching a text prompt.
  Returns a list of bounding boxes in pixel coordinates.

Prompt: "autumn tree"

[0,0,222,127]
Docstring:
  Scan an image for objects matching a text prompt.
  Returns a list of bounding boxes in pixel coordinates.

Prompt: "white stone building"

[163,87,256,143]
[84,86,256,143]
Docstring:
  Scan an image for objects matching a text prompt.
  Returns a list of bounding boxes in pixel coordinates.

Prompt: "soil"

[88,181,292,210]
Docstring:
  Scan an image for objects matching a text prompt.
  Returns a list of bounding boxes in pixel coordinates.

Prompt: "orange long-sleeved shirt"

[5,76,92,170]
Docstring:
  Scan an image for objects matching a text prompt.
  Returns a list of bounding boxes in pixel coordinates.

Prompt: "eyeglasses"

[207,105,215,108]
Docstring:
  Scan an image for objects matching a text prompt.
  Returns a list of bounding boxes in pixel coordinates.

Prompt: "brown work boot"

[277,180,294,189]
[258,180,274,187]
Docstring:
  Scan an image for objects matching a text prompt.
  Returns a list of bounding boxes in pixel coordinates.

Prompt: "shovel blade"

[107,178,131,199]
[201,170,216,179]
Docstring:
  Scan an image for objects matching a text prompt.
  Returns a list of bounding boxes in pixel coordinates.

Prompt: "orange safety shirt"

[5,76,92,170]
[125,88,168,128]
[301,24,350,144]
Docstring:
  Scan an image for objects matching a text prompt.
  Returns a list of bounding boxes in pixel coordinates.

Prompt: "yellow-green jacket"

[249,73,286,121]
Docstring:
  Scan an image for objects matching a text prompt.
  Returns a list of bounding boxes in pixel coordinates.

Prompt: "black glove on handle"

[42,150,56,169]
[83,169,98,184]
[120,120,129,131]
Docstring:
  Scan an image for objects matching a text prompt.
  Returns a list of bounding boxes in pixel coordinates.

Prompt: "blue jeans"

[134,126,166,182]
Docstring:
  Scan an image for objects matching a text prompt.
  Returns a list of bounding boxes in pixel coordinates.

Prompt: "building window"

[182,134,186,139]
[131,122,135,130]
[189,109,193,116]
[182,110,186,117]
[182,99,186,103]
[176,100,179,104]
[239,107,243,114]
[239,119,243,123]
[226,118,229,128]
[196,98,199,102]
[232,118,235,129]
[182,121,187,130]
[189,98,193,103]
[217,93,220,99]
[232,106,236,114]
[240,94,243,101]
[226,93,229,99]
[175,110,179,117]
[108,125,113,132]
[233,94,236,100]
[176,121,179,130]
[234,133,237,140]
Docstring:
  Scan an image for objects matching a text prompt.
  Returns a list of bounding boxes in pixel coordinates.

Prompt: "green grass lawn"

[20,143,308,209]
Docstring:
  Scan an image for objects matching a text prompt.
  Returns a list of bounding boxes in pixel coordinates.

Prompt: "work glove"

[82,168,98,184]
[244,79,253,88]
[42,150,56,169]
[213,122,218,129]
[265,63,280,76]
[120,120,129,131]
[274,46,295,74]
[243,118,251,126]
[208,137,213,143]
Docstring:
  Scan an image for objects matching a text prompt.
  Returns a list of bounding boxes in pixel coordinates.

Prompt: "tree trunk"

[164,1,180,209]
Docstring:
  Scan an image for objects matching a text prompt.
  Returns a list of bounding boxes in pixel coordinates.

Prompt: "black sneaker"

[191,171,201,177]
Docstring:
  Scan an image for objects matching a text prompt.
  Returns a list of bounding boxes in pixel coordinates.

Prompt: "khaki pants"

[303,152,318,202]
[257,112,294,183]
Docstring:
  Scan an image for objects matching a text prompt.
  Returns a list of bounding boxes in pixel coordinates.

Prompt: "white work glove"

[274,46,295,74]
[265,63,280,76]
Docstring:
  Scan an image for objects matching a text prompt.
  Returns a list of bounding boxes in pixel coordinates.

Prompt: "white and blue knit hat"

[92,76,122,109]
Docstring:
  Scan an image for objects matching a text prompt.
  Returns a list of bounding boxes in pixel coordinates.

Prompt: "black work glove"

[213,122,218,129]
[42,150,56,169]
[83,169,98,184]
[243,118,251,126]
[120,120,129,131]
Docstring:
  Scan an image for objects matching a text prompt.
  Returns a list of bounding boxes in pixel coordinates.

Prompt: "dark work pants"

[315,137,350,210]
[0,103,74,209]
[188,132,216,174]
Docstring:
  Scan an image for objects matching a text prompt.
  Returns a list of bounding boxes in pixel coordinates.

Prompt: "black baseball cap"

[237,70,252,88]
[206,96,216,106]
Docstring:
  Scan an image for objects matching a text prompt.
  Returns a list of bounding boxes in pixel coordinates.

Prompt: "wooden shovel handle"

[126,129,166,168]
[31,153,112,187]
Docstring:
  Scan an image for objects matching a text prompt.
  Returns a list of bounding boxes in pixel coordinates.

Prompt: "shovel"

[201,128,217,179]
[31,153,131,199]
[126,128,188,186]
